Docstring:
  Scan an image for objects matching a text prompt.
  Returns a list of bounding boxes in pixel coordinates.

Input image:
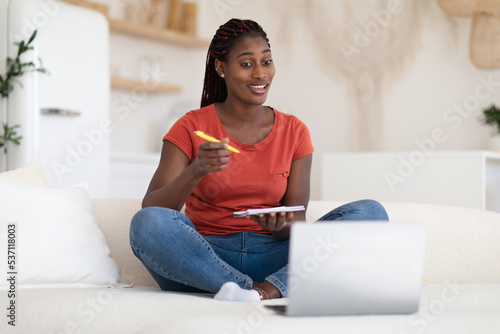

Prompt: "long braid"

[201,19,270,108]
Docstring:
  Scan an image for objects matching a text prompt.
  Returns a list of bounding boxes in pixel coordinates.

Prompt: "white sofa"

[2,196,500,334]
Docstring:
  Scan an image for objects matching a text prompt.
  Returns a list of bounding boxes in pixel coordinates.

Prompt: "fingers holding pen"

[194,131,240,154]
[205,137,231,160]
[195,138,232,175]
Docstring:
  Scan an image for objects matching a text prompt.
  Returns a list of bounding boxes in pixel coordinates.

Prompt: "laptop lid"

[286,221,426,316]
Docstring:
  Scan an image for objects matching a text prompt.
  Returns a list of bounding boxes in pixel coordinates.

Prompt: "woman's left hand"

[246,211,294,232]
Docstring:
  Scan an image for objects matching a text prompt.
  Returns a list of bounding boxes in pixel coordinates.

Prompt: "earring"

[216,67,225,78]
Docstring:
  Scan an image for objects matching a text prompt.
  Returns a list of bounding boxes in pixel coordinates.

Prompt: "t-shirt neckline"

[210,104,278,150]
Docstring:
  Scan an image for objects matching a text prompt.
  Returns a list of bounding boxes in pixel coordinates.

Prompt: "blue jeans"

[129,199,389,298]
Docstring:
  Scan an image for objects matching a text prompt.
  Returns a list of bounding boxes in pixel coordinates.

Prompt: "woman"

[130,18,388,301]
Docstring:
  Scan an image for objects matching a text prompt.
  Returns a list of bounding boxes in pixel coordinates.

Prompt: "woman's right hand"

[142,138,232,210]
[193,137,232,176]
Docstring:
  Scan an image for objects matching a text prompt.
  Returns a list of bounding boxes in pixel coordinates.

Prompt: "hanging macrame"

[271,0,428,151]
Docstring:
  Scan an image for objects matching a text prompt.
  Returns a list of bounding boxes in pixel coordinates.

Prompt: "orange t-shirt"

[163,104,314,235]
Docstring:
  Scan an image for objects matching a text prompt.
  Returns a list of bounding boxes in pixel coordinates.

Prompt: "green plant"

[0,30,49,154]
[0,123,21,154]
[481,104,500,135]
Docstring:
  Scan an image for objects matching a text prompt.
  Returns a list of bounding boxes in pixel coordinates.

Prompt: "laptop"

[268,221,426,316]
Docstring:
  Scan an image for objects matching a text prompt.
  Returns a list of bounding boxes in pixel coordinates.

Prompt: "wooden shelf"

[62,0,210,48]
[108,19,210,48]
[60,0,108,16]
[62,0,206,93]
[110,76,181,93]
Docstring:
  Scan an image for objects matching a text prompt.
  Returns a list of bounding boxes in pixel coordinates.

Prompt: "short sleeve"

[163,112,197,161]
[292,118,314,161]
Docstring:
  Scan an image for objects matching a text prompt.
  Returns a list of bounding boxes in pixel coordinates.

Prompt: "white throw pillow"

[0,175,121,288]
[0,163,50,187]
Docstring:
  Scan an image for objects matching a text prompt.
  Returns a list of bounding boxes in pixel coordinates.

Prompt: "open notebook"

[233,206,305,217]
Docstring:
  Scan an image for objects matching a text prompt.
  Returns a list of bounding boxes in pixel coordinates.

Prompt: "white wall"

[98,0,500,200]
[0,0,9,171]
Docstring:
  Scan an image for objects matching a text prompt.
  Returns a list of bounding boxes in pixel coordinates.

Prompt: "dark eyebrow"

[236,49,272,59]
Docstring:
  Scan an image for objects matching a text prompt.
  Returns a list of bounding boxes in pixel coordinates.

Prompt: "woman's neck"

[215,99,275,145]
[217,99,268,126]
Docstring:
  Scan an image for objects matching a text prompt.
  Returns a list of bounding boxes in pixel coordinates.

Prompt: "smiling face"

[215,35,275,107]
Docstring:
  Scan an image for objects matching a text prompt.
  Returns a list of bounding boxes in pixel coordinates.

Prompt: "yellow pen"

[194,131,240,153]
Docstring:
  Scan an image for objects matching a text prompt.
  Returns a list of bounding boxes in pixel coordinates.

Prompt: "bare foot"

[252,281,282,300]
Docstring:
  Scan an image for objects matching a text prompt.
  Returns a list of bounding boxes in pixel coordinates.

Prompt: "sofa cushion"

[0,165,121,289]
[0,162,49,187]
[1,284,498,333]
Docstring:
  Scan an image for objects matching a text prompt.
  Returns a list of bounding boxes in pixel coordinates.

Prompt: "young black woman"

[130,18,388,301]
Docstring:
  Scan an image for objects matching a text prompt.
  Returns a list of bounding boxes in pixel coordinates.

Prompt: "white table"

[321,150,500,212]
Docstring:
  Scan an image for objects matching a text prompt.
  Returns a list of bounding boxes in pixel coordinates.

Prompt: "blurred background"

[2,0,500,201]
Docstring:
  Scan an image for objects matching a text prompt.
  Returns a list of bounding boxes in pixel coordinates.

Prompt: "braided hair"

[200,19,270,108]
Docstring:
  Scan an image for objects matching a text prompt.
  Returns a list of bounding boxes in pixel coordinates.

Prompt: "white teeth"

[249,85,266,89]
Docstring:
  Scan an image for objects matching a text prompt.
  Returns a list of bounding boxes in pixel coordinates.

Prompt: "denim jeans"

[129,199,389,298]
